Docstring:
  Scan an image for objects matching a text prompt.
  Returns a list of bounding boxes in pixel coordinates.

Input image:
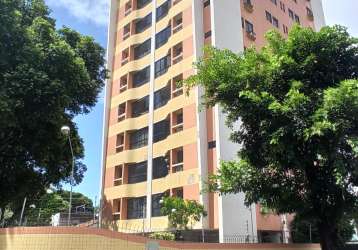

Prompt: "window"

[133,66,150,87]
[294,14,300,24]
[272,17,279,28]
[172,109,183,134]
[173,187,183,198]
[270,0,277,5]
[134,39,151,60]
[119,75,128,93]
[208,141,216,149]
[113,199,121,220]
[172,74,183,98]
[245,20,254,34]
[155,55,170,78]
[114,165,123,186]
[266,11,272,23]
[135,13,152,33]
[203,0,210,8]
[156,26,171,49]
[116,134,124,153]
[125,1,132,16]
[137,0,151,9]
[288,9,294,19]
[130,127,148,149]
[128,161,147,184]
[172,13,183,34]
[283,24,289,34]
[172,43,183,64]
[127,197,146,219]
[152,193,164,217]
[153,157,169,179]
[156,0,170,21]
[153,119,170,143]
[123,24,130,40]
[118,103,126,122]
[307,7,313,18]
[172,147,183,173]
[154,85,170,109]
[121,48,129,65]
[280,1,285,12]
[132,96,149,117]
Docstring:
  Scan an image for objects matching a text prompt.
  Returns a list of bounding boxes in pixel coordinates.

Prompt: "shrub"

[148,232,175,241]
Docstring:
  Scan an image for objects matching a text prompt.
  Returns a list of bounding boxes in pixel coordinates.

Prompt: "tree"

[185,25,358,250]
[3,190,94,226]
[0,0,106,211]
[291,215,355,244]
[160,196,207,230]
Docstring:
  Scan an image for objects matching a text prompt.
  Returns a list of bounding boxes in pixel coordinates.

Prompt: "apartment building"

[101,0,325,243]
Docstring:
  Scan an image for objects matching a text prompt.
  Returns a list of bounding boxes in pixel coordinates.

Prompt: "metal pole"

[201,216,205,243]
[309,224,312,243]
[94,196,97,226]
[19,197,27,226]
[250,204,254,241]
[142,203,145,235]
[67,134,75,226]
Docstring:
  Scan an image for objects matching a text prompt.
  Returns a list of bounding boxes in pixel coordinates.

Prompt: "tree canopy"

[186,25,358,250]
[161,196,207,230]
[0,0,106,210]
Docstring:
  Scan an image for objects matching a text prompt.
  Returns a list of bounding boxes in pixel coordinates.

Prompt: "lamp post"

[61,125,74,226]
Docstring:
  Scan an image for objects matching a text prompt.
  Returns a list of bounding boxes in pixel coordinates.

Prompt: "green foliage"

[186,25,358,250]
[2,190,94,226]
[160,197,207,230]
[291,215,355,244]
[0,0,106,209]
[148,232,175,241]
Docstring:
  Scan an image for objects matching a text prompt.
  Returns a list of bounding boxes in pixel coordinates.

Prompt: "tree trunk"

[318,221,342,250]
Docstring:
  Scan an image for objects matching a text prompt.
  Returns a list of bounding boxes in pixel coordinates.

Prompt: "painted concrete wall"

[0,227,321,250]
[210,0,257,243]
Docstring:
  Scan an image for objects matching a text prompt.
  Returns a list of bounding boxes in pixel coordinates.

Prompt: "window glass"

[127,196,146,219]
[156,0,170,21]
[153,157,168,179]
[152,193,164,217]
[130,127,148,149]
[136,13,152,33]
[132,96,149,117]
[133,66,150,87]
[134,39,151,60]
[154,85,170,109]
[128,161,147,184]
[156,26,171,49]
[153,120,170,143]
[155,56,170,78]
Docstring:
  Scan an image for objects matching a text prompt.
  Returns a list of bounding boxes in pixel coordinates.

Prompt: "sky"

[44,0,358,202]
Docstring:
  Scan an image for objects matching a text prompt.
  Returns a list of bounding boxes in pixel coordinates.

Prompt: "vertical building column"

[192,0,209,230]
[310,0,326,30]
[146,0,158,231]
[210,0,257,243]
[100,0,119,228]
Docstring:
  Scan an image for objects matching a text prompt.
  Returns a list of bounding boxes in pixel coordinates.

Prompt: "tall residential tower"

[101,0,325,242]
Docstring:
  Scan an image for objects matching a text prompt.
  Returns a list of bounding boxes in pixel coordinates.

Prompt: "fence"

[0,227,322,250]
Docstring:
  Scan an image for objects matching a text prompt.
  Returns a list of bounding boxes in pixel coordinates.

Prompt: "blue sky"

[44,0,358,202]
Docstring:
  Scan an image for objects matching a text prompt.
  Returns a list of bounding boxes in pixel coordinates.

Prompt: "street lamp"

[61,125,75,226]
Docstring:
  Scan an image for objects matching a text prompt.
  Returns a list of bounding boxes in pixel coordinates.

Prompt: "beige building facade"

[101,0,325,243]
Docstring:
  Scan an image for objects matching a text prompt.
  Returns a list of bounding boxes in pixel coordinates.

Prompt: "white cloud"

[46,0,109,26]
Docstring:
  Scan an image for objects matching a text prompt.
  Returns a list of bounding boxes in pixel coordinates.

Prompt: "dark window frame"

[130,127,148,149]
